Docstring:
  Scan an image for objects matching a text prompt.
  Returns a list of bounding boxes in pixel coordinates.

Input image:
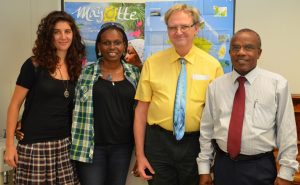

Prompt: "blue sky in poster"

[145,0,234,73]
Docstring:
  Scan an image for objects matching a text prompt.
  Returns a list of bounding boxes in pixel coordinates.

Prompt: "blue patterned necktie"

[173,58,186,140]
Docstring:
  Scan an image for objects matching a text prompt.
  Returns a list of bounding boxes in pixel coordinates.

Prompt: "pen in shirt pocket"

[254,99,258,108]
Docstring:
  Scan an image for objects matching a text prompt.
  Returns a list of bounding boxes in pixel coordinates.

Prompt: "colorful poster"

[64,2,145,62]
[145,0,235,73]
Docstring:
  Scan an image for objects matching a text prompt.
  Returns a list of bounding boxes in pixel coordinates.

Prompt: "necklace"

[57,67,69,98]
[100,62,123,86]
[106,74,114,86]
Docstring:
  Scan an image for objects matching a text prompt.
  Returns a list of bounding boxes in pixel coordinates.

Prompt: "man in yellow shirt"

[133,4,223,185]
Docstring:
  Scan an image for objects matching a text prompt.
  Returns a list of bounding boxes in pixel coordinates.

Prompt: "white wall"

[0,0,299,184]
[235,0,300,95]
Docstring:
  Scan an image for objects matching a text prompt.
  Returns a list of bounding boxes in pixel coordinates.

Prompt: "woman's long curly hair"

[32,11,85,81]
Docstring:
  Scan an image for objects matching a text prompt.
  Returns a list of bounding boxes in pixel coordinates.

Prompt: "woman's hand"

[131,160,140,177]
[15,120,24,141]
[4,145,18,168]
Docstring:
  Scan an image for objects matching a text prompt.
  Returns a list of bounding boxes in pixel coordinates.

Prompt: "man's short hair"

[232,28,262,49]
[164,4,200,25]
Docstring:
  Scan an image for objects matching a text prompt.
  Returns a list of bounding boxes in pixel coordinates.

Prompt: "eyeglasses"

[230,44,259,53]
[167,23,196,33]
[100,22,125,31]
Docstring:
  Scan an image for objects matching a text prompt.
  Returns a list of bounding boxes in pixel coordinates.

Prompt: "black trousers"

[214,148,277,185]
[144,124,200,185]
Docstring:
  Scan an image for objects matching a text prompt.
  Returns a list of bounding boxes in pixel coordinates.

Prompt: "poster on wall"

[63,0,234,73]
[63,1,145,63]
[145,0,235,73]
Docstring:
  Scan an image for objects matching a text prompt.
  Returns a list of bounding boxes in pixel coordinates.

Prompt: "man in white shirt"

[197,28,298,185]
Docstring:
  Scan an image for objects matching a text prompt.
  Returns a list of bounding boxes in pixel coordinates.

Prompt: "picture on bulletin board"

[63,1,145,63]
[144,0,235,73]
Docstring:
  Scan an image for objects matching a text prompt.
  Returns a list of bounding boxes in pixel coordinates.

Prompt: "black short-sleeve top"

[17,58,75,144]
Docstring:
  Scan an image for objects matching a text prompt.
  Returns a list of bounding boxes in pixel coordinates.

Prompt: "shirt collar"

[231,67,259,85]
[169,45,197,64]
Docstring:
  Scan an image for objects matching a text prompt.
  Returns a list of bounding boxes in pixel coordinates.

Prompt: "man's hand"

[199,174,213,185]
[274,177,293,185]
[136,155,155,180]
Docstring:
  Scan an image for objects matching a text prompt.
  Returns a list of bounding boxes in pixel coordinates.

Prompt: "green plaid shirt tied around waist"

[70,60,140,163]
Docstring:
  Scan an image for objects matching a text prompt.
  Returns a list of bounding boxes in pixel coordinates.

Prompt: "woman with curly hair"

[4,10,85,184]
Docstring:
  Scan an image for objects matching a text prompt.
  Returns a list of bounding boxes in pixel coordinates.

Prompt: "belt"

[147,124,199,137]
[215,144,273,161]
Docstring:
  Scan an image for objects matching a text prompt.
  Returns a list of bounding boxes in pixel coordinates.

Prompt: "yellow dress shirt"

[135,45,224,131]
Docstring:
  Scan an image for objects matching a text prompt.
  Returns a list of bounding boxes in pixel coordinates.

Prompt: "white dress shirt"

[197,67,299,181]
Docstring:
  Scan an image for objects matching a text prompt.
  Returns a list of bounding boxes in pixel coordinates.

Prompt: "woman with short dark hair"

[71,22,140,185]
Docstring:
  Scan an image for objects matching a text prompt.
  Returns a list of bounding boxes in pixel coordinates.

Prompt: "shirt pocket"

[78,85,90,102]
[252,100,276,130]
[190,79,209,102]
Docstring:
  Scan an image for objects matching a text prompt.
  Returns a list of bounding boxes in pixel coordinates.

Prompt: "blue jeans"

[76,144,133,185]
